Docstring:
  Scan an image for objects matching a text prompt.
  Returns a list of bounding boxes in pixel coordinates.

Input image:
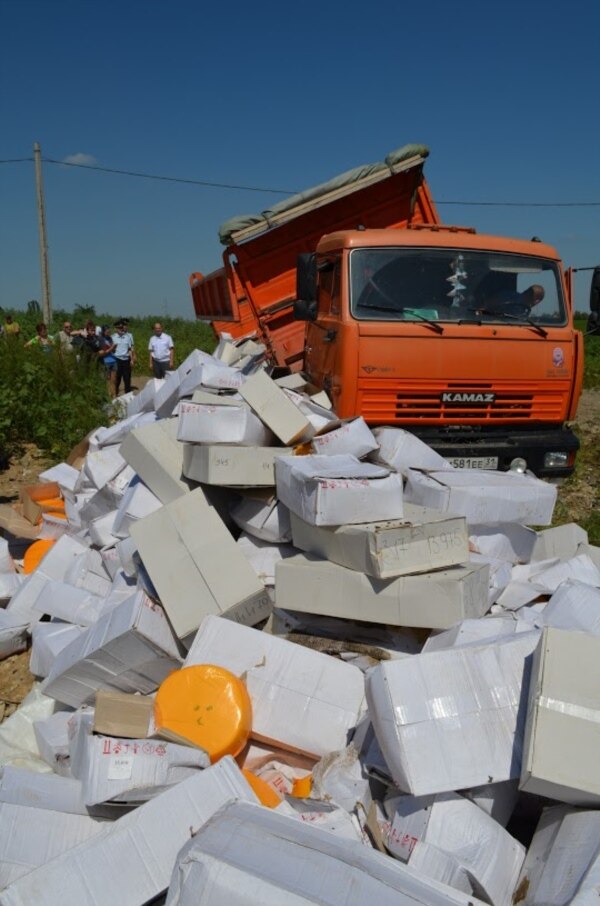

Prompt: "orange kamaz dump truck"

[190,144,583,478]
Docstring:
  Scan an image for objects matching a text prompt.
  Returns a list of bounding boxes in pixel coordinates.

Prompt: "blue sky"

[1,0,599,319]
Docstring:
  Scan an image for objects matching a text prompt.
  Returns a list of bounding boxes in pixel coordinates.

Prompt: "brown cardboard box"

[19,482,62,525]
[93,690,154,739]
[0,503,40,541]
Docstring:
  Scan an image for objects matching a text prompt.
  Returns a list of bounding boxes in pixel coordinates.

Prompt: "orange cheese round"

[291,774,313,798]
[242,770,283,808]
[154,664,252,762]
[23,538,56,574]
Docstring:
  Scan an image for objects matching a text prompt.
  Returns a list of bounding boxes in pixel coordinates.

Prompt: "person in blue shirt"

[98,324,117,397]
[112,320,136,395]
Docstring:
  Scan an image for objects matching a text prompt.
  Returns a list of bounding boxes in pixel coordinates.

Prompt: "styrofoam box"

[404,469,557,526]
[276,454,404,526]
[130,490,271,639]
[366,631,540,795]
[520,627,600,805]
[185,615,365,758]
[183,444,291,487]
[290,503,468,579]
[275,554,490,630]
[240,369,311,444]
[119,418,193,504]
[0,759,257,906]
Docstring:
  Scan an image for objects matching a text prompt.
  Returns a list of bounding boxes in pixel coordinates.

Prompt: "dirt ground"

[0,390,598,724]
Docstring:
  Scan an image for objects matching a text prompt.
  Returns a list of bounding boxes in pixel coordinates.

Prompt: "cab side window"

[318,257,341,316]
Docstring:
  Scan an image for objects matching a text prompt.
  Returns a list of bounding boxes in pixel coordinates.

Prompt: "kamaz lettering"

[441,392,496,404]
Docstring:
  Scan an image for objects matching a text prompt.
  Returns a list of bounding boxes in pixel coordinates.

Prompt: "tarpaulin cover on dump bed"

[218,143,429,245]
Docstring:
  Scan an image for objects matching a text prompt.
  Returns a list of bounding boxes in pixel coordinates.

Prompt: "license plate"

[445,456,499,469]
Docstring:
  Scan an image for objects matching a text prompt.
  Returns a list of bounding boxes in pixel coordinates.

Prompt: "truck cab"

[297,227,583,477]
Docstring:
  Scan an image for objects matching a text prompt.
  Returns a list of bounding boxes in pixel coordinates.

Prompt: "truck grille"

[359,381,568,425]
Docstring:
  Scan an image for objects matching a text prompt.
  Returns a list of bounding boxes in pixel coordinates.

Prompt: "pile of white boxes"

[0,339,598,905]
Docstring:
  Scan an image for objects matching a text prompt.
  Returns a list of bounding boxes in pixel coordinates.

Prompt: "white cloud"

[62,152,98,166]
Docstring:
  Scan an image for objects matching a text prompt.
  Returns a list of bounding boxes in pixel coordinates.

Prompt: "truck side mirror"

[293,298,317,321]
[295,253,318,321]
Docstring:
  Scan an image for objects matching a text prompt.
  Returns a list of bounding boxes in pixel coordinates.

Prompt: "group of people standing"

[5,314,175,398]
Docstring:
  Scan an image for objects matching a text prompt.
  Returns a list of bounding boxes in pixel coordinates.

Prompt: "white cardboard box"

[383,791,525,906]
[164,800,486,906]
[372,427,453,477]
[185,615,365,758]
[290,504,468,578]
[119,418,194,503]
[0,758,257,906]
[190,388,243,406]
[111,478,163,538]
[312,417,378,459]
[33,710,73,776]
[182,443,291,486]
[177,400,273,445]
[126,378,164,416]
[240,369,311,444]
[130,490,271,639]
[0,766,89,816]
[83,446,127,491]
[42,590,182,708]
[366,631,540,795]
[6,534,90,624]
[95,412,157,448]
[276,454,404,525]
[68,714,209,806]
[404,469,557,526]
[30,621,86,677]
[0,802,106,888]
[230,495,292,543]
[530,522,589,561]
[520,627,600,805]
[539,580,600,635]
[0,611,28,660]
[514,805,600,906]
[423,617,536,653]
[275,554,490,629]
[200,360,246,390]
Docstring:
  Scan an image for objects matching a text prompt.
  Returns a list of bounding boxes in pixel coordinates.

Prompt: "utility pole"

[33,142,52,323]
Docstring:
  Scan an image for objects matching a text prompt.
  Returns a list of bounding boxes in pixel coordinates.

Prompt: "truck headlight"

[543,452,569,468]
[509,457,527,473]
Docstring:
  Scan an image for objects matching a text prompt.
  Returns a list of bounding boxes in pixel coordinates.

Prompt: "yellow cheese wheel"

[154,665,252,762]
[242,770,283,808]
[23,538,56,574]
[291,774,313,798]
[38,497,65,511]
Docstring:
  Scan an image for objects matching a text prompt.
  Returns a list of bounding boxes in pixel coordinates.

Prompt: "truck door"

[305,256,342,396]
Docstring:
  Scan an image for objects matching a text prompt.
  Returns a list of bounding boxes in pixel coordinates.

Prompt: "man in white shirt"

[148,322,174,378]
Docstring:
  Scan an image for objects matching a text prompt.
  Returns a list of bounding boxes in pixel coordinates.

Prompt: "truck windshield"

[350,248,566,326]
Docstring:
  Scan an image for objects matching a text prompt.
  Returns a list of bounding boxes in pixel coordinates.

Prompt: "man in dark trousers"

[112,320,136,394]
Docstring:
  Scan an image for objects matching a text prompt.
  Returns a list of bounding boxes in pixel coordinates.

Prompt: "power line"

[2,156,600,206]
[437,200,600,207]
[43,158,297,195]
